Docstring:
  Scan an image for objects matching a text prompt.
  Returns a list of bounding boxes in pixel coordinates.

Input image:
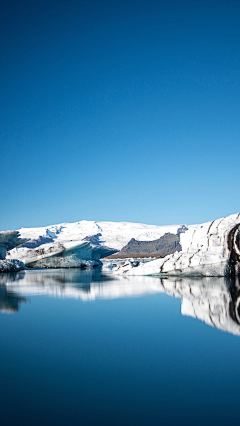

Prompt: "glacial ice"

[0,231,26,272]
[0,230,26,259]
[0,259,26,272]
[112,213,240,277]
[7,240,116,268]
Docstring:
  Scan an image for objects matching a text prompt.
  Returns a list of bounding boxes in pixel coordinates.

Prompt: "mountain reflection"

[1,269,240,336]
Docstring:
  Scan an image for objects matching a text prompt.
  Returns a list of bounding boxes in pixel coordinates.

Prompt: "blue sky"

[1,0,240,229]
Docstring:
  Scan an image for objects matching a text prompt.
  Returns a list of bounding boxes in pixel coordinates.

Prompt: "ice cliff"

[112,213,240,277]
[0,231,26,272]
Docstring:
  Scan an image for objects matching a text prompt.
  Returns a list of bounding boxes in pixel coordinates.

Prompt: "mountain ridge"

[16,220,190,251]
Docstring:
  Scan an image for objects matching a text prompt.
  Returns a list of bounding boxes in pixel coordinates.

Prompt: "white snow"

[4,214,240,274]
[17,220,183,250]
[6,220,185,268]
[113,213,240,277]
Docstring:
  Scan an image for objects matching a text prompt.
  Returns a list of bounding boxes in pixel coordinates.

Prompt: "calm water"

[1,269,240,426]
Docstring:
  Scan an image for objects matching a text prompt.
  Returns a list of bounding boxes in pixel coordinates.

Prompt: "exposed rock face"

[118,233,181,256]
[177,225,188,237]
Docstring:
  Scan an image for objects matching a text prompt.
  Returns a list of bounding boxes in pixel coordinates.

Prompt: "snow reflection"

[1,269,240,336]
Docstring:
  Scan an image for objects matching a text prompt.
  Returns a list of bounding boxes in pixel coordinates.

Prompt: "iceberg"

[0,231,26,272]
[7,240,116,268]
[0,259,26,272]
[112,213,240,277]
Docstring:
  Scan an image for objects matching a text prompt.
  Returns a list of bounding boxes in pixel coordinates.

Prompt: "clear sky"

[1,0,240,230]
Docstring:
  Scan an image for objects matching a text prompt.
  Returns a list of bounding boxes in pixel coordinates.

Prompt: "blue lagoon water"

[1,269,240,426]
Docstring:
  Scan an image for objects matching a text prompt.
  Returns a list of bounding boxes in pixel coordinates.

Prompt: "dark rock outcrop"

[119,232,182,256]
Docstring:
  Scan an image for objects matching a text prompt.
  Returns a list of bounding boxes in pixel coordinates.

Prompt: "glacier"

[112,213,240,277]
[0,231,26,272]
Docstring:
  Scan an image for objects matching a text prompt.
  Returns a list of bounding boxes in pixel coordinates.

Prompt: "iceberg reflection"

[1,269,240,335]
[0,269,162,301]
[0,272,29,313]
[160,276,240,336]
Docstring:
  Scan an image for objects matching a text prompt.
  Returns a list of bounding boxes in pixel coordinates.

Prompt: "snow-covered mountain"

[16,220,186,251]
[4,220,187,269]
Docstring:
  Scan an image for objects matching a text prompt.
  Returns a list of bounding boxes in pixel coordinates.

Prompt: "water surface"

[1,269,240,426]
